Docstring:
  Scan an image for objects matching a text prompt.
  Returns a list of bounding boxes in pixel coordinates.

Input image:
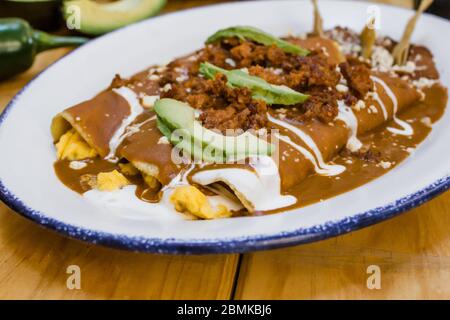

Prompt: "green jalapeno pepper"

[0,18,88,80]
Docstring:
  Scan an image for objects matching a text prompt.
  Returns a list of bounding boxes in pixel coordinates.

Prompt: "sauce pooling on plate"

[51,23,448,220]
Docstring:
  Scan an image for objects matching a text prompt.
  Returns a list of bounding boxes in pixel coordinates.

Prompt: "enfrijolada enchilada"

[51,1,447,220]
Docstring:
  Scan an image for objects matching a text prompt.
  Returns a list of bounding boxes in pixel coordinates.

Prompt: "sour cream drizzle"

[268,113,345,176]
[370,91,389,120]
[162,163,196,192]
[336,101,362,152]
[371,76,414,136]
[192,156,297,211]
[105,87,144,162]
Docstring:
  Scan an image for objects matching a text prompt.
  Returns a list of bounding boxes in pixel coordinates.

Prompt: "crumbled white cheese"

[158,136,170,145]
[240,67,249,74]
[187,55,198,62]
[406,147,415,154]
[156,66,166,73]
[392,61,416,74]
[148,74,160,81]
[420,116,432,128]
[369,105,378,114]
[412,77,438,89]
[225,58,236,67]
[174,67,186,73]
[142,95,160,108]
[353,100,366,111]
[176,74,189,82]
[69,161,88,170]
[162,83,172,92]
[378,161,392,169]
[336,84,349,93]
[371,46,394,72]
[272,68,283,75]
[340,43,361,55]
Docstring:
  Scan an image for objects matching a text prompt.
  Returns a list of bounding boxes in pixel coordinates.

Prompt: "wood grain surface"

[234,192,450,299]
[2,0,449,300]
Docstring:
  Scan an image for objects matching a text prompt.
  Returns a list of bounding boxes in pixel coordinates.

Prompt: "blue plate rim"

[0,1,449,254]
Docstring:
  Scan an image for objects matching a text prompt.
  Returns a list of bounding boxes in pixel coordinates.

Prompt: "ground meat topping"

[341,147,382,163]
[339,57,373,99]
[158,37,351,129]
[156,30,418,131]
[161,74,268,133]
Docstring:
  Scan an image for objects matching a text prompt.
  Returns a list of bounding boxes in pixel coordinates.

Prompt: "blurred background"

[0,0,448,81]
[0,0,448,33]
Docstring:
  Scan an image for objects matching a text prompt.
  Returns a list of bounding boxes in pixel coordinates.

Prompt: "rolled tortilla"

[190,71,422,212]
[51,82,181,190]
[51,89,133,157]
[288,36,345,65]
[117,111,186,186]
[273,72,422,191]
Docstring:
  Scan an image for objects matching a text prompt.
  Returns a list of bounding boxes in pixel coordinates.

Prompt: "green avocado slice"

[63,0,166,35]
[206,26,310,56]
[154,98,274,161]
[199,62,309,105]
[157,117,222,163]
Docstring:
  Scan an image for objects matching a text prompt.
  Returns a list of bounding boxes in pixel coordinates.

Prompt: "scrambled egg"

[118,163,139,176]
[170,186,232,219]
[56,129,97,160]
[96,170,129,191]
[143,173,159,189]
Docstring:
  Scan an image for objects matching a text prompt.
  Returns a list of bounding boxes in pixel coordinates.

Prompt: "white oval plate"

[0,0,449,254]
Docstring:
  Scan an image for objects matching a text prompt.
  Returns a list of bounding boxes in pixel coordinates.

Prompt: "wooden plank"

[0,35,238,300]
[235,192,450,299]
[0,204,239,299]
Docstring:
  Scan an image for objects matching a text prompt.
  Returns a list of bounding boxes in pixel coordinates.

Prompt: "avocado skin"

[154,98,274,162]
[63,0,166,35]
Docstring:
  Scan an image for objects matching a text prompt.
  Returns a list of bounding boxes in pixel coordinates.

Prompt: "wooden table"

[1,0,449,300]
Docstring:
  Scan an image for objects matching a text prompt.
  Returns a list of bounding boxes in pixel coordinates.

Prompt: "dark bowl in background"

[415,0,450,19]
[0,0,62,30]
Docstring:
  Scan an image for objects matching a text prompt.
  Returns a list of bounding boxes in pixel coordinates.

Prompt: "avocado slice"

[63,0,167,35]
[206,26,310,56]
[154,98,274,161]
[157,116,225,163]
[156,117,225,163]
[199,62,309,105]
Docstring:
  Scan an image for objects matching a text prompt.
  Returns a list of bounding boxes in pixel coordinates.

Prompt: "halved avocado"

[63,0,166,35]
